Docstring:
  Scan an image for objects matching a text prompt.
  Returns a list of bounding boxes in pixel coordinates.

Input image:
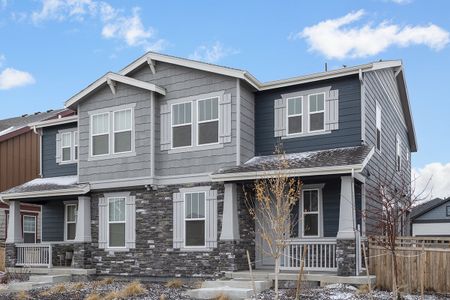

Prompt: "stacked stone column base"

[336,239,356,276]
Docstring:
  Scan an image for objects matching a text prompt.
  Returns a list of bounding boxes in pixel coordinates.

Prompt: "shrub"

[165,278,184,289]
[214,293,230,300]
[71,281,85,290]
[159,294,167,300]
[84,293,101,300]
[100,277,115,285]
[14,291,30,300]
[120,280,146,297]
[103,291,121,300]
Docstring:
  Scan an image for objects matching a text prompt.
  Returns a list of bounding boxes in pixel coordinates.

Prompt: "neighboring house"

[0,53,416,278]
[409,198,450,237]
[0,110,73,244]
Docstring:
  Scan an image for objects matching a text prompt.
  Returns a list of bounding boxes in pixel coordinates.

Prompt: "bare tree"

[244,147,302,300]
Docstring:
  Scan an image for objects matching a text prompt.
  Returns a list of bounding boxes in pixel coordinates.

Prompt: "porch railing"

[281,238,337,271]
[16,244,52,268]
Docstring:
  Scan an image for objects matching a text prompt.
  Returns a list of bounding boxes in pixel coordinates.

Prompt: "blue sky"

[0,0,449,196]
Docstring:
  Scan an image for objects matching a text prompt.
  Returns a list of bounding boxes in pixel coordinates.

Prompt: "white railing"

[16,244,52,268]
[282,238,337,271]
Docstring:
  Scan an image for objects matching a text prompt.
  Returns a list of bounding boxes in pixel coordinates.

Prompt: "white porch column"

[6,200,23,243]
[220,183,240,241]
[337,176,356,239]
[75,196,91,242]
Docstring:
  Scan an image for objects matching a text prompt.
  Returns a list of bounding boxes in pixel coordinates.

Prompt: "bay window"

[198,97,219,145]
[172,102,192,148]
[91,112,110,156]
[185,192,206,247]
[287,96,303,134]
[308,93,325,132]
[108,197,126,248]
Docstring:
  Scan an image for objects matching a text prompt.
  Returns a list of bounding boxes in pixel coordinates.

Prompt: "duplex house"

[0,52,416,278]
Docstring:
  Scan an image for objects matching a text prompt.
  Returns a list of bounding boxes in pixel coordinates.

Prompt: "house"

[0,52,416,278]
[0,109,73,244]
[409,198,450,237]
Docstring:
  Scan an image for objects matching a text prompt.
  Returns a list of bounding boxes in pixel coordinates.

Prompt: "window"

[23,215,36,243]
[198,97,219,145]
[61,132,72,162]
[172,102,192,148]
[287,97,303,134]
[108,197,126,248]
[376,102,382,152]
[113,109,132,153]
[396,135,402,172]
[184,192,206,247]
[446,205,450,217]
[73,131,79,160]
[92,113,110,156]
[308,93,325,132]
[65,204,77,241]
[302,190,320,237]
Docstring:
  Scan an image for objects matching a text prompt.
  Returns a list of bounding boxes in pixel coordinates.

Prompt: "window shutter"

[274,98,286,137]
[325,89,339,131]
[160,104,171,151]
[98,197,108,249]
[172,192,184,249]
[125,195,136,249]
[55,133,62,164]
[205,189,218,248]
[219,93,232,143]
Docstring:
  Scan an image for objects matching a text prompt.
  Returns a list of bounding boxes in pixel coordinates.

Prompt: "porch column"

[220,183,240,241]
[75,196,91,242]
[336,176,357,276]
[6,200,23,243]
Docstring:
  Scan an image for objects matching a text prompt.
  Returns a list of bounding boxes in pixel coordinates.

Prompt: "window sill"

[88,151,136,161]
[58,161,77,165]
[282,130,331,139]
[168,143,224,154]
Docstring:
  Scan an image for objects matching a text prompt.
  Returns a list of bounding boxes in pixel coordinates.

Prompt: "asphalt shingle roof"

[410,197,450,220]
[0,109,66,133]
[1,176,87,195]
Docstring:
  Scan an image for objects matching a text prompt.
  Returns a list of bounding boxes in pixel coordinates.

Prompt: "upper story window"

[287,97,303,135]
[198,97,219,145]
[172,102,192,148]
[396,135,402,172]
[113,109,132,153]
[74,131,79,160]
[61,132,72,162]
[308,93,325,132]
[92,112,110,156]
[184,192,206,247]
[376,102,382,152]
[57,130,78,164]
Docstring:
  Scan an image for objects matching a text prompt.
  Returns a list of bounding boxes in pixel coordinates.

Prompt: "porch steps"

[186,279,272,299]
[7,274,72,292]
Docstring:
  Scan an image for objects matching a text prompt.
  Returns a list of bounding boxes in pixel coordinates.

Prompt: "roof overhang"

[395,68,417,152]
[65,72,166,109]
[29,115,78,129]
[0,185,90,202]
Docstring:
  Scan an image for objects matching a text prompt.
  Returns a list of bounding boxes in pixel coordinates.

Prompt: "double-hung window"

[61,132,72,162]
[172,102,192,148]
[302,189,320,237]
[287,97,303,134]
[73,131,79,160]
[198,97,219,145]
[396,135,402,172]
[65,204,77,241]
[108,197,126,248]
[92,112,110,156]
[184,192,206,247]
[308,93,325,132]
[23,215,36,243]
[113,109,132,153]
[376,102,382,152]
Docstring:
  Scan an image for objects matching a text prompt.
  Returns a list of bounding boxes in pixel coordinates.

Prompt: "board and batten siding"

[41,201,65,242]
[240,81,255,163]
[42,124,78,178]
[254,75,362,156]
[77,83,152,183]
[363,68,411,234]
[130,62,239,177]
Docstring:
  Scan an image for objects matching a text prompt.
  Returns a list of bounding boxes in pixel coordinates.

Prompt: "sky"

[0,0,449,199]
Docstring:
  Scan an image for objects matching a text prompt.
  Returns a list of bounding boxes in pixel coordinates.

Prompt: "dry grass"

[0,247,5,272]
[84,293,102,300]
[103,290,121,300]
[356,284,370,294]
[71,281,86,290]
[39,283,68,296]
[14,291,30,300]
[120,280,147,297]
[100,277,115,285]
[192,280,203,289]
[213,293,230,300]
[165,278,184,289]
[159,294,167,300]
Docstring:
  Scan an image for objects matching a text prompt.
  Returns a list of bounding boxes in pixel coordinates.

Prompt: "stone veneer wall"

[89,182,255,278]
[336,239,356,276]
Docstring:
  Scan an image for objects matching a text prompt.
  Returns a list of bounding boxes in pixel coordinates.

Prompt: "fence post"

[420,242,425,300]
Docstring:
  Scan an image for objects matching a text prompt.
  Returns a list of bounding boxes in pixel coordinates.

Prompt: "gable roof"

[410,198,450,220]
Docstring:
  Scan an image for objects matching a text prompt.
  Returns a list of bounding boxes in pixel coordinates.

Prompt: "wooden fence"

[368,236,450,294]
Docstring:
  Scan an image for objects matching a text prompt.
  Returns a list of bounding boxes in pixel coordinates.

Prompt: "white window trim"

[376,101,382,153]
[107,197,127,249]
[112,108,134,155]
[58,129,78,165]
[171,101,194,150]
[61,132,72,163]
[300,188,323,238]
[73,131,79,161]
[197,97,220,146]
[286,96,303,136]
[23,215,36,243]
[183,191,207,249]
[307,92,326,133]
[64,203,77,242]
[90,112,110,158]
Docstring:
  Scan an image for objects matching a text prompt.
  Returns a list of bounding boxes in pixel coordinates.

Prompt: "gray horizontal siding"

[255,75,362,155]
[416,202,450,221]
[42,124,77,178]
[240,81,255,163]
[41,201,64,242]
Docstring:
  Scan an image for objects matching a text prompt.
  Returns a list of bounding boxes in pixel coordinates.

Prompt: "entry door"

[23,215,36,243]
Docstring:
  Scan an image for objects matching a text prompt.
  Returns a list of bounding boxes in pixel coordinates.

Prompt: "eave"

[0,185,90,202]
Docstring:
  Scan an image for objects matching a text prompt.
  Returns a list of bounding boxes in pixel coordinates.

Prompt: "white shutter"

[219,93,232,143]
[55,133,62,164]
[125,195,136,249]
[98,197,108,249]
[325,89,339,131]
[172,192,184,249]
[160,103,171,151]
[274,98,286,137]
[205,189,218,248]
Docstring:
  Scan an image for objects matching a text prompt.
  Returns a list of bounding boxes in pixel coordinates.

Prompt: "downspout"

[33,125,43,178]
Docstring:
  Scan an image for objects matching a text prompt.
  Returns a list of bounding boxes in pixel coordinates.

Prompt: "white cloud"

[31,0,97,23]
[295,10,449,59]
[189,42,238,63]
[412,163,450,201]
[0,68,35,90]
